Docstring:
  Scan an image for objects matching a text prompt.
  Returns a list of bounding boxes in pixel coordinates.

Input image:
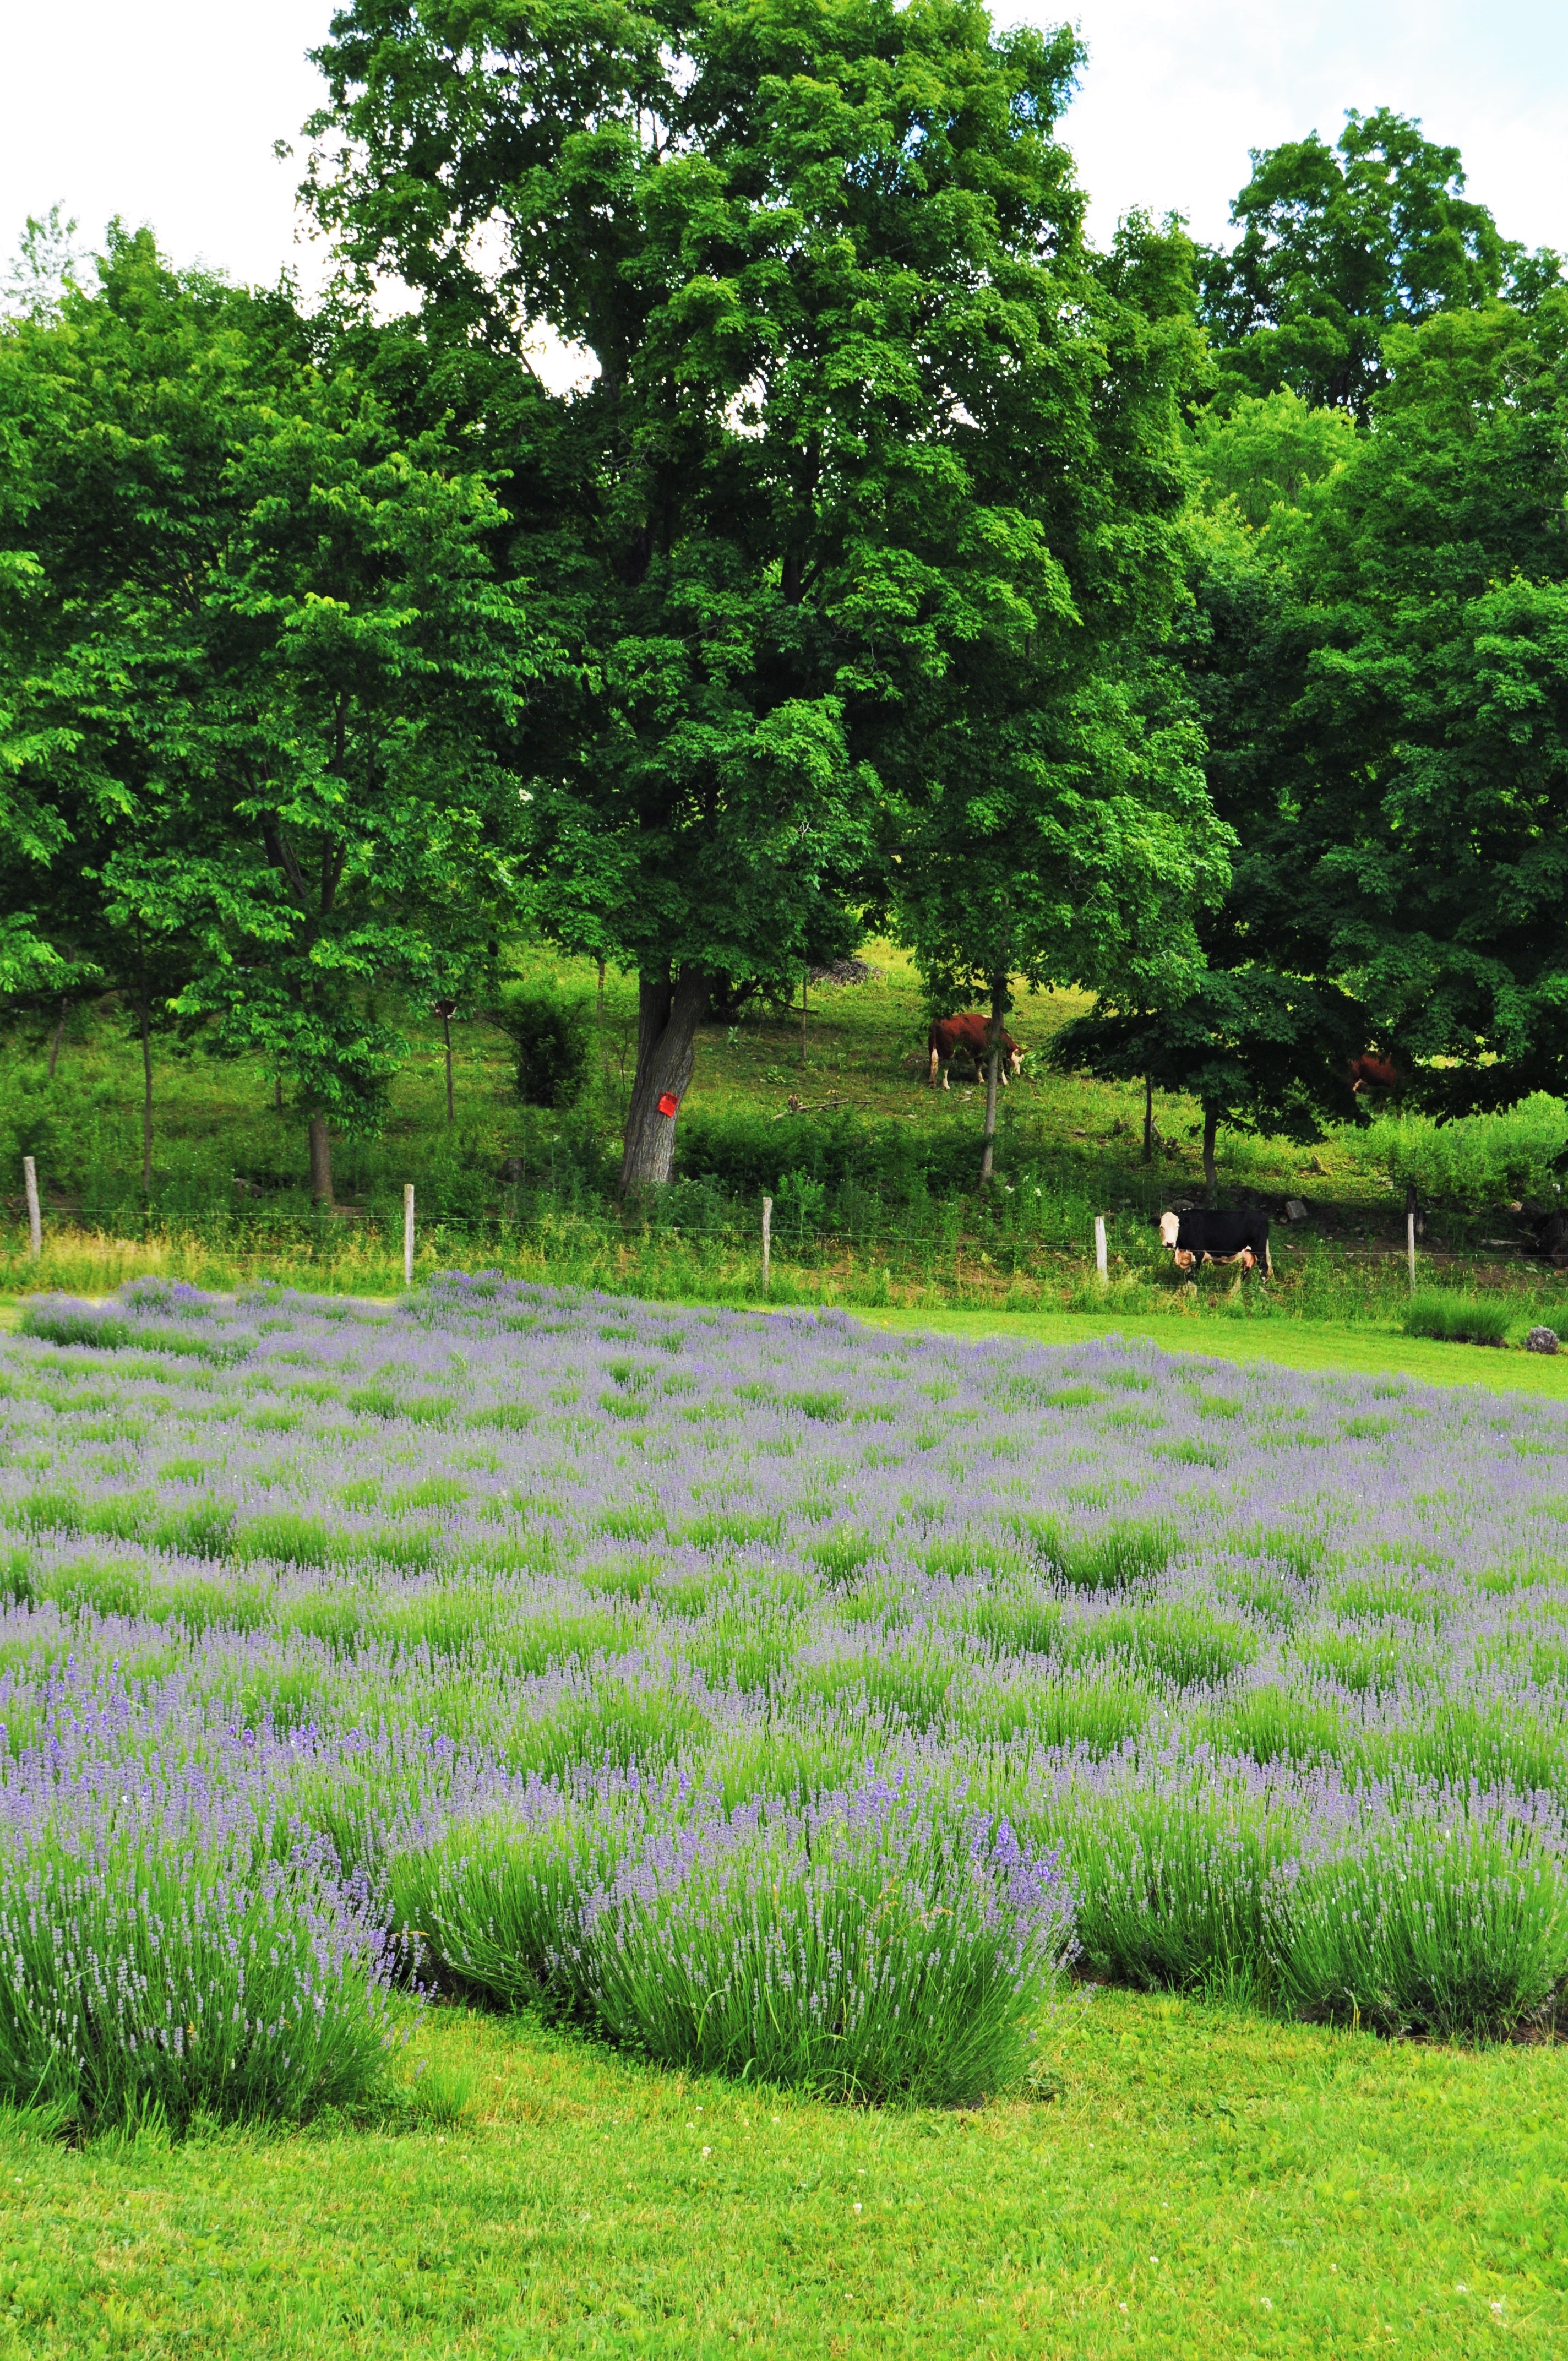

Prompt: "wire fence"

[0,1193,1177,1274]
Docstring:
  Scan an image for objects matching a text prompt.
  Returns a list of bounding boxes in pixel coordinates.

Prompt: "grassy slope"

[3,1994,1561,2359]
[13,939,1396,1220]
[16,937,1567,1319]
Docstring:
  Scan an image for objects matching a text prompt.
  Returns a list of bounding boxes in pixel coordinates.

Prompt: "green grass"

[853,1303,1568,1397]
[1,1993,1561,2358]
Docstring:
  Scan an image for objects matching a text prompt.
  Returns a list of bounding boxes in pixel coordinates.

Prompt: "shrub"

[1352,1092,1568,1209]
[1056,1773,1298,2003]
[495,993,591,1110]
[390,1799,614,2010]
[0,1823,402,2132]
[1403,1291,1513,1346]
[1270,1805,1568,2036]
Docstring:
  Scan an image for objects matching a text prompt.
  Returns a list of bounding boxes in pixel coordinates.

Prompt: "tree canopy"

[1199,107,1562,418]
[0,228,537,1198]
[306,0,1231,1185]
[5,39,1566,1214]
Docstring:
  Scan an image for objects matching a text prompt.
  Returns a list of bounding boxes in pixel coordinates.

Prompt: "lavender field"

[8,1274,1568,2129]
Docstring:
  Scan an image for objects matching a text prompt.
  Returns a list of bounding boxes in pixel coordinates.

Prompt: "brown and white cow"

[928,1014,1023,1091]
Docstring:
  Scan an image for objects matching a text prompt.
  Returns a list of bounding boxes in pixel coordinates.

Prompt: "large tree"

[0,227,535,1201]
[890,215,1230,1179]
[306,0,1229,1188]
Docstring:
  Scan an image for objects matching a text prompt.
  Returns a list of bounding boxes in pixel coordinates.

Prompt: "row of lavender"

[6,1274,1566,2123]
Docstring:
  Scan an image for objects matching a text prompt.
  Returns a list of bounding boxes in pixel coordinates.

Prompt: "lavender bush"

[3,1268,1568,2113]
[0,1810,402,2131]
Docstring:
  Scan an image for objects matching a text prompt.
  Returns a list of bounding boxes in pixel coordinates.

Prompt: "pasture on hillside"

[8,946,1568,1330]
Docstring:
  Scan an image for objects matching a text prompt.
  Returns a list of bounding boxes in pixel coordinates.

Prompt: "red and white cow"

[927,1014,1023,1091]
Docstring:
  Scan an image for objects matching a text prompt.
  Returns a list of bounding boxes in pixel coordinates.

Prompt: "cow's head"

[1157,1211,1180,1250]
[1006,1044,1023,1080]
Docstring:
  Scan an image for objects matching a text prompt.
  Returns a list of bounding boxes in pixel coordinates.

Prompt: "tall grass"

[1403,1291,1515,1346]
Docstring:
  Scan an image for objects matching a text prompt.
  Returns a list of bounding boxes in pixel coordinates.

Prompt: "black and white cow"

[1157,1207,1272,1276]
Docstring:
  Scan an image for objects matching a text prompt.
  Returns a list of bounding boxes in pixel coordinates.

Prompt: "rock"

[1526,1326,1560,1356]
[807,958,882,986]
[1284,1199,1308,1222]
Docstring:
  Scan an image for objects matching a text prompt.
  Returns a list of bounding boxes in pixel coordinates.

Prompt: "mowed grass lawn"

[854,1304,1568,1400]
[2,1992,1563,2359]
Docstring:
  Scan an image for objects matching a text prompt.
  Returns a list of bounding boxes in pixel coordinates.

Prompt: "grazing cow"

[928,1014,1023,1091]
[1158,1207,1272,1277]
[1348,1052,1403,1097]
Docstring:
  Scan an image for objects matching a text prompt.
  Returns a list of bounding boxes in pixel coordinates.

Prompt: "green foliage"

[495,993,590,1112]
[1402,1292,1515,1347]
[1189,391,1358,531]
[307,0,1226,1188]
[1198,106,1560,418]
[1353,1095,1568,1209]
[0,1828,398,2132]
[1274,1816,1568,2036]
[0,226,538,1192]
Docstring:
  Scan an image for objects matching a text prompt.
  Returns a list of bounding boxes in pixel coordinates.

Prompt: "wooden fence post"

[1094,1214,1108,1281]
[762,1195,772,1294]
[23,1157,41,1265]
[1407,1206,1417,1294]
[22,1158,40,1260]
[404,1184,416,1287]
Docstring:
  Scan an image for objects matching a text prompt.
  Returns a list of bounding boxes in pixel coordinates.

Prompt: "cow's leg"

[928,1048,939,1089]
[941,1060,950,1092]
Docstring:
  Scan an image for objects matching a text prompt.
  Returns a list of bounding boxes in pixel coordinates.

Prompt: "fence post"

[21,1158,40,1260]
[1407,1206,1417,1295]
[404,1184,416,1287]
[1094,1213,1108,1281]
[761,1195,772,1294]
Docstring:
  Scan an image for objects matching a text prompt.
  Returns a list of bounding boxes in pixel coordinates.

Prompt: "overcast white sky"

[1,0,1562,293]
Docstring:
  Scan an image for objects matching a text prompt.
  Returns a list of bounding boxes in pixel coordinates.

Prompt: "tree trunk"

[442,1010,455,1124]
[597,959,606,1024]
[308,1117,335,1207]
[980,971,1007,1186]
[1142,1075,1154,1165]
[274,1074,284,1113]
[47,997,67,1081]
[139,994,154,1195]
[1202,1103,1218,1203]
[619,967,710,1193]
[800,967,808,1068]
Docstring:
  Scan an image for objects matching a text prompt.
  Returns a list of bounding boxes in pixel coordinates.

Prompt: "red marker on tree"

[657,1092,680,1118]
